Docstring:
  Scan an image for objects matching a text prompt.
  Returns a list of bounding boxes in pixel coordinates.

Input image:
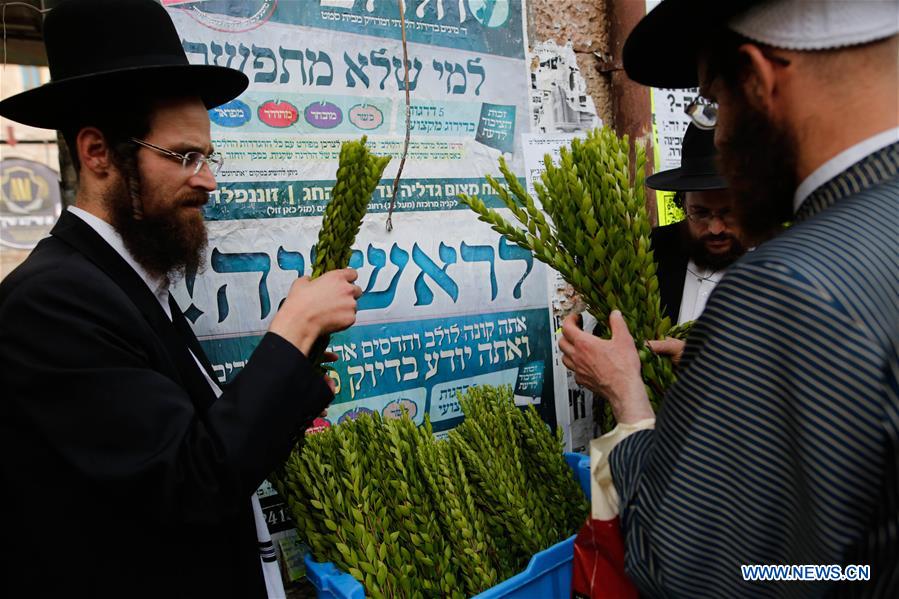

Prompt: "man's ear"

[736,43,779,114]
[76,127,114,177]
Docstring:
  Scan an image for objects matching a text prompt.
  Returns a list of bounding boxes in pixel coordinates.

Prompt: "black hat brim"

[623,0,760,88]
[646,167,727,191]
[0,64,249,129]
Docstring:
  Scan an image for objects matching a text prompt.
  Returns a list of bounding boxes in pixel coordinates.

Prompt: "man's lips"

[704,237,733,251]
[181,197,208,209]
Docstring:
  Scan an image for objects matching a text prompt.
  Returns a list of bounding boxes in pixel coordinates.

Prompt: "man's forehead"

[696,52,723,97]
[686,189,734,208]
[146,97,211,143]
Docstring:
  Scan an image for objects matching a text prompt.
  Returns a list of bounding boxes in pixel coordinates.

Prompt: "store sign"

[0,159,62,249]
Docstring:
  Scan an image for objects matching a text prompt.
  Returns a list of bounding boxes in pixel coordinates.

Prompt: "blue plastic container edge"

[471,536,576,598]
[566,451,591,498]
[303,554,365,599]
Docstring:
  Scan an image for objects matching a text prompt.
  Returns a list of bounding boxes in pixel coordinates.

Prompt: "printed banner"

[648,87,697,226]
[165,0,556,437]
[645,0,696,227]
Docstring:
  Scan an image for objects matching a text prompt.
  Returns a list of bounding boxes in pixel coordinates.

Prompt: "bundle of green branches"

[308,136,390,363]
[458,127,678,419]
[272,385,587,598]
[449,385,588,580]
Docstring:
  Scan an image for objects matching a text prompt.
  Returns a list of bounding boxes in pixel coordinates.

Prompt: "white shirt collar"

[793,127,899,213]
[678,258,726,325]
[67,206,171,312]
[66,207,222,395]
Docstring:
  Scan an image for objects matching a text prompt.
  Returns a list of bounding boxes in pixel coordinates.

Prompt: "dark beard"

[681,225,746,270]
[105,170,208,281]
[717,92,798,239]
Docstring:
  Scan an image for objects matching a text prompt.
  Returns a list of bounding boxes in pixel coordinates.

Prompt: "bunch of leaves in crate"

[458,127,677,420]
[307,136,390,363]
[271,385,588,598]
[448,385,588,580]
[274,415,447,598]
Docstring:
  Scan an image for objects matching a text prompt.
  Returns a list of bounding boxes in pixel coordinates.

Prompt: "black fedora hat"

[645,124,726,191]
[0,0,248,129]
[623,0,761,88]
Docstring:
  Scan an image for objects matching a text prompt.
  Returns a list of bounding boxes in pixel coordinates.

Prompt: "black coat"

[650,222,690,323]
[0,210,331,598]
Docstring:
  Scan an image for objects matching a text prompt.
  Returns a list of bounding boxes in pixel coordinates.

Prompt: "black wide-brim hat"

[623,0,762,88]
[0,0,248,129]
[646,123,726,191]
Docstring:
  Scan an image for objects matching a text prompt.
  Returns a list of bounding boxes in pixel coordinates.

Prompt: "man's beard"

[105,169,208,281]
[717,91,798,239]
[682,225,746,270]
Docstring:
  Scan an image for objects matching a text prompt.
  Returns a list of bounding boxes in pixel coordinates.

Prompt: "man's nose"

[189,162,217,191]
[708,217,726,234]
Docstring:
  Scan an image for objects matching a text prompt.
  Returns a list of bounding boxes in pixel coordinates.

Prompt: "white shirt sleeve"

[589,418,656,520]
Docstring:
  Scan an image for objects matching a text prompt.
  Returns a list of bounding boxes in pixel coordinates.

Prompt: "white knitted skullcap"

[729,0,899,50]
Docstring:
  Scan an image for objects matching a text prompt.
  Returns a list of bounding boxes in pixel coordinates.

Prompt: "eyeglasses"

[685,95,718,130]
[130,138,224,176]
[685,208,736,226]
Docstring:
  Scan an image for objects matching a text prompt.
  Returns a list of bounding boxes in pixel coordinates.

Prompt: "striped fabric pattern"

[610,142,899,598]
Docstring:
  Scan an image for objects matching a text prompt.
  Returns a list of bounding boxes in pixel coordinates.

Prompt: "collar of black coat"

[48,210,218,412]
[796,141,899,222]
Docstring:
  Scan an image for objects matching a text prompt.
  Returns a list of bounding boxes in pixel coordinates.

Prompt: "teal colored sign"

[202,177,524,221]
[199,307,556,432]
[476,103,516,154]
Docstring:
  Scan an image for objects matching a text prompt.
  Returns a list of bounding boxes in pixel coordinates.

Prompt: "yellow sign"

[648,93,685,227]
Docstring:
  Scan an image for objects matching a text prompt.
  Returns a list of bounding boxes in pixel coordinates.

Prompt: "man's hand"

[647,337,685,366]
[558,310,654,425]
[270,269,363,355]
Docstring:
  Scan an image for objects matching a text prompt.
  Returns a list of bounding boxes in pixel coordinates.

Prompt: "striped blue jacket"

[610,142,899,598]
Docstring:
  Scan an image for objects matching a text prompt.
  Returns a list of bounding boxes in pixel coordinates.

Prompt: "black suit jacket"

[0,210,331,598]
[650,222,690,323]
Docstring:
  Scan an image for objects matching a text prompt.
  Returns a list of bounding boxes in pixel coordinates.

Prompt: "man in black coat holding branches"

[0,1,361,596]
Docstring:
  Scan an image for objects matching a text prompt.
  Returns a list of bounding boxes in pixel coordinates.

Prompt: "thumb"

[608,310,633,342]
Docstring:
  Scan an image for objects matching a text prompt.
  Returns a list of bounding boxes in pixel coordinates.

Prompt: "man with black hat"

[646,123,754,326]
[0,0,361,596]
[559,0,898,596]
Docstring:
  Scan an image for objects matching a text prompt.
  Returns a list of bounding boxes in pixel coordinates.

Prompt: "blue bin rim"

[471,535,576,598]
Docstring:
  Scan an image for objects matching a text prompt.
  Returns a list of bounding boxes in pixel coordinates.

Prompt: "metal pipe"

[605,0,658,225]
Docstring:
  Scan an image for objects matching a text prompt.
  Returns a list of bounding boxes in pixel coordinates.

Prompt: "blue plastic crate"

[304,451,590,598]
